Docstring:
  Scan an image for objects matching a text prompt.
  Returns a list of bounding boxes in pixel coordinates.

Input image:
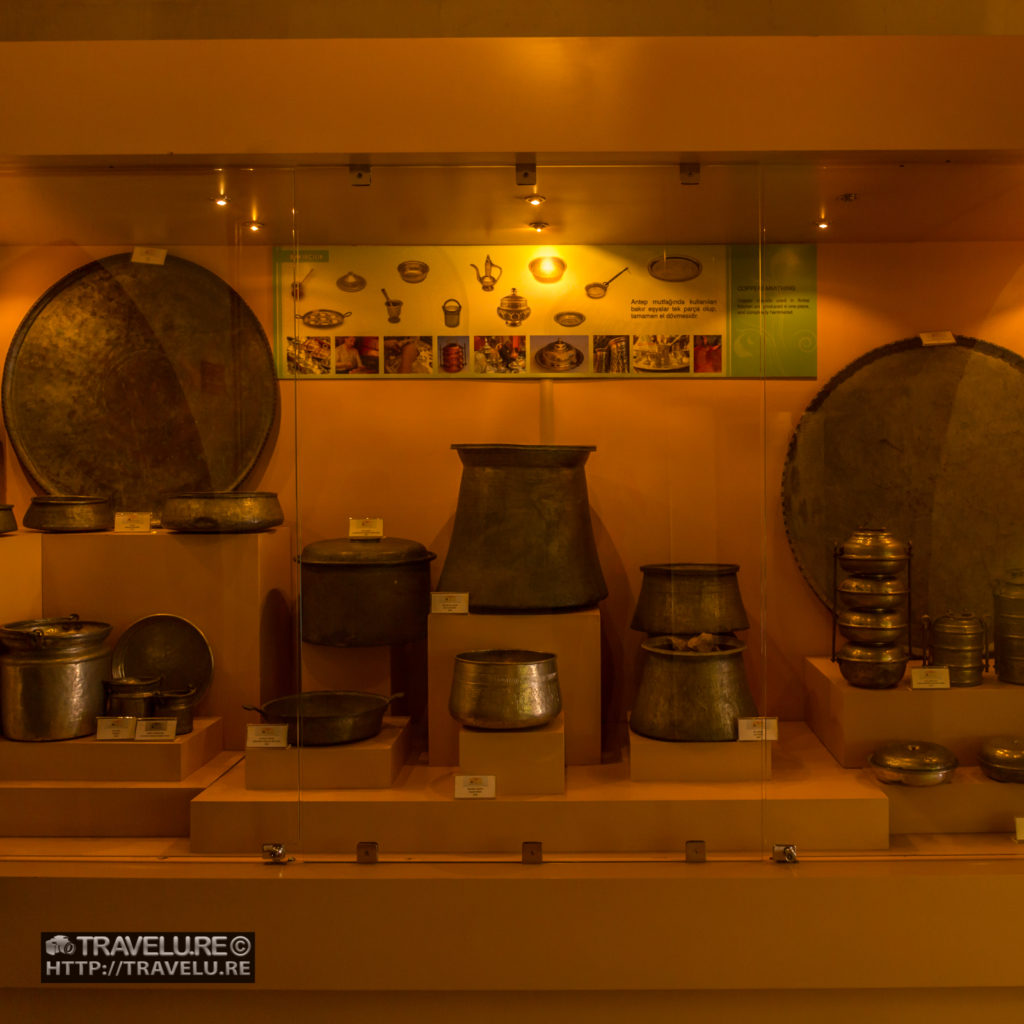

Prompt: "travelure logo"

[40,932,255,984]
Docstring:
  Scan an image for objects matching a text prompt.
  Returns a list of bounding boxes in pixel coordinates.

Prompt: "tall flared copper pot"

[437,444,608,613]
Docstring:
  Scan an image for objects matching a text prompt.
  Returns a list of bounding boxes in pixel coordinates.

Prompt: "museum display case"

[3,152,1024,871]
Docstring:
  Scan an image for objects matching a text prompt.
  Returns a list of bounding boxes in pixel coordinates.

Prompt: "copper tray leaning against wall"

[782,336,1024,649]
[1,253,278,513]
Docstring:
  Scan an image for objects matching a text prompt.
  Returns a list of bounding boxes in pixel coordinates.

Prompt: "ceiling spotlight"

[528,221,549,232]
[523,194,546,207]
[246,220,264,232]
[817,219,829,230]
[210,194,230,207]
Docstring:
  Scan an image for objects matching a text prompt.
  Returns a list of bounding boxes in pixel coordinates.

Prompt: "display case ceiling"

[2,155,1024,246]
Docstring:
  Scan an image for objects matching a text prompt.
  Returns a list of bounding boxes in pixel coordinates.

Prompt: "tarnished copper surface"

[2,253,277,512]
[782,337,1024,646]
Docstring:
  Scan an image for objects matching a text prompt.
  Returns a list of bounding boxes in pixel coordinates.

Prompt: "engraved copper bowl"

[449,650,560,730]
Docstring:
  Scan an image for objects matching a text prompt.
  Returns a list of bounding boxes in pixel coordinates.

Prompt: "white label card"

[247,723,290,748]
[454,774,496,799]
[919,330,956,346]
[911,667,951,690]
[96,717,137,741]
[131,246,167,265]
[114,512,152,533]
[431,592,470,614]
[737,717,779,741]
[134,718,177,741]
[349,516,384,538]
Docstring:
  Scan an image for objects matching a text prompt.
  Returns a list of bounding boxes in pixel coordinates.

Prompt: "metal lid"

[869,740,958,773]
[0,616,111,651]
[105,676,162,696]
[300,536,436,567]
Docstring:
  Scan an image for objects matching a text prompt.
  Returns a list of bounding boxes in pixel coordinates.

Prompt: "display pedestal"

[244,717,412,790]
[427,608,601,766]
[875,767,1024,834]
[628,727,772,782]
[805,656,1023,767]
[0,750,240,837]
[457,714,566,795]
[0,717,223,782]
[0,531,41,623]
[189,722,889,854]
[39,529,295,750]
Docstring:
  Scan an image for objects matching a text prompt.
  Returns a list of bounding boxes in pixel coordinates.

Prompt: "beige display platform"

[872,766,1024,834]
[245,717,412,790]
[805,656,1024,768]
[0,717,222,782]
[0,530,41,623]
[190,722,889,854]
[428,608,600,766]
[39,529,295,750]
[629,727,772,782]
[458,714,565,795]
[0,750,240,837]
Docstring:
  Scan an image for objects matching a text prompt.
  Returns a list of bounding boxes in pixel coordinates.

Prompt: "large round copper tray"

[2,253,277,512]
[782,336,1024,646]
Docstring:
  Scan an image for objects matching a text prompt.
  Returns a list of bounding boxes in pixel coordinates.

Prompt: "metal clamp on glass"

[771,843,799,864]
[261,842,290,864]
[356,841,380,864]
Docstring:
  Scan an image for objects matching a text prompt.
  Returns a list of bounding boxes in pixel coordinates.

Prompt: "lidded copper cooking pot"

[630,635,757,742]
[631,563,748,636]
[300,536,436,647]
[437,444,607,613]
[0,615,111,741]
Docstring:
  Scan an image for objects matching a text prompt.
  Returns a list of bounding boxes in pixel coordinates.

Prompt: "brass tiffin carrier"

[834,529,911,690]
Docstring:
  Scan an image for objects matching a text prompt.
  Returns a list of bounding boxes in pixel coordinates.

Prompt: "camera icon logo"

[45,935,75,956]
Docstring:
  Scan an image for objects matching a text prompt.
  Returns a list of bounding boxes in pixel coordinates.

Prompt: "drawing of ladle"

[584,266,629,299]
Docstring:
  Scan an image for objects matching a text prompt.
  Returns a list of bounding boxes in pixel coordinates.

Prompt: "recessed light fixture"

[211,194,230,207]
[246,220,264,232]
[523,194,546,207]
[528,221,549,232]
[817,219,829,230]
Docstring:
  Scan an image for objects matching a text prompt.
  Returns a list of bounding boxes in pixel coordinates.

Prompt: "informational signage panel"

[273,244,815,379]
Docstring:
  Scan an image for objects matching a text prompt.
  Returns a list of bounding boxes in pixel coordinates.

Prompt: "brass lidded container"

[0,616,112,741]
[922,611,988,687]
[979,736,1024,783]
[300,536,436,647]
[993,569,1024,684]
[868,740,957,786]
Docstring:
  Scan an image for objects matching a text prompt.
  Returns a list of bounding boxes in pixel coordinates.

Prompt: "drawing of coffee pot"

[470,254,503,292]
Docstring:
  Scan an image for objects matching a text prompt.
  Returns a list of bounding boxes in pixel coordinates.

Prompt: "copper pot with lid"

[0,615,111,741]
[299,536,436,647]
